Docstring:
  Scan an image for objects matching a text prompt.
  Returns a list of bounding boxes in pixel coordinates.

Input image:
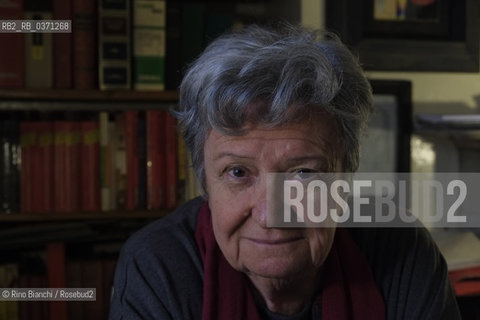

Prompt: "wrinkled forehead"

[205,115,343,171]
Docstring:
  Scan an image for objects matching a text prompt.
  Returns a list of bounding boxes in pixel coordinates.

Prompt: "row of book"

[0,0,167,90]
[0,110,200,214]
[0,255,116,320]
[0,0,268,91]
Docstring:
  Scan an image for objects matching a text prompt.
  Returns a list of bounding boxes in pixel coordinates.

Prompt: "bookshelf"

[0,0,307,318]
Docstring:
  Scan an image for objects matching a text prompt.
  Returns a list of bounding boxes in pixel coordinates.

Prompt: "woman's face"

[204,119,340,280]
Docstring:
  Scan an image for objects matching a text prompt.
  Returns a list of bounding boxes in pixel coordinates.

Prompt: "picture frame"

[358,80,412,173]
[326,0,479,72]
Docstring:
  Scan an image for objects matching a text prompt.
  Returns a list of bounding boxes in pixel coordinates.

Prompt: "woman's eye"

[293,168,316,180]
[228,167,247,178]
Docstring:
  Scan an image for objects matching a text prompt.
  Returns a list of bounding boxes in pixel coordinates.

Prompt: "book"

[80,121,100,212]
[133,0,166,90]
[24,0,53,88]
[146,110,165,209]
[36,122,54,213]
[125,111,139,210]
[98,0,131,89]
[20,122,36,213]
[53,0,73,88]
[431,230,480,296]
[53,122,68,213]
[417,114,480,130]
[0,119,20,214]
[46,243,67,320]
[113,113,127,209]
[81,260,104,319]
[99,112,112,211]
[0,0,24,88]
[66,261,83,320]
[64,122,81,212]
[137,112,147,209]
[73,0,97,89]
[164,113,177,208]
[54,121,81,213]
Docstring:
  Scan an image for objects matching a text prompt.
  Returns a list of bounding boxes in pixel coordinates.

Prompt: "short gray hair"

[177,24,373,194]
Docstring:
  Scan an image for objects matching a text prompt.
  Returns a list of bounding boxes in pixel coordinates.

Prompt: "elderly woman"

[109,24,460,319]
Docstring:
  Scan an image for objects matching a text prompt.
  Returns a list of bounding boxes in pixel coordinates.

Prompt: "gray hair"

[176,24,373,194]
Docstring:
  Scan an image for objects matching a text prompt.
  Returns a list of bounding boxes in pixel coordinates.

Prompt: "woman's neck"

[247,268,322,315]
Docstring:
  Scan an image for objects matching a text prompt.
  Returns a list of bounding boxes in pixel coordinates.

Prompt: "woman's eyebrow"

[213,152,255,161]
[282,155,329,166]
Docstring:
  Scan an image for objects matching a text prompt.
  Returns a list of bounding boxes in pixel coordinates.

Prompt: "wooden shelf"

[0,89,179,102]
[0,210,169,222]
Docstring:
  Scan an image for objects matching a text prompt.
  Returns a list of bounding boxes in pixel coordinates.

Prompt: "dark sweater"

[109,197,461,320]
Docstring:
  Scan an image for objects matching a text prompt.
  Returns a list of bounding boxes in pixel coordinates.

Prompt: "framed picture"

[358,80,412,172]
[326,0,479,72]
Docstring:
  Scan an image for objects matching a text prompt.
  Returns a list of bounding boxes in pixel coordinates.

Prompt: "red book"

[53,122,68,213]
[66,261,83,320]
[53,0,73,88]
[81,260,104,319]
[80,121,100,212]
[46,242,68,320]
[146,110,165,210]
[449,265,480,296]
[164,113,177,209]
[64,122,81,212]
[125,111,139,210]
[20,122,36,213]
[73,0,97,89]
[0,0,24,88]
[37,122,54,213]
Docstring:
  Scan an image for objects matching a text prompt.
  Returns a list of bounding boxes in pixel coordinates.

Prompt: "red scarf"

[194,202,385,319]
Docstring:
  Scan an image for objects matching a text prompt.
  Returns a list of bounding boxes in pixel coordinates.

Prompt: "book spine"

[125,111,139,210]
[54,121,67,213]
[46,242,67,320]
[53,0,73,88]
[20,122,36,213]
[98,0,131,89]
[113,113,127,210]
[146,110,165,209]
[37,122,54,213]
[30,122,43,213]
[64,122,81,212]
[137,112,147,210]
[80,121,100,212]
[24,0,53,88]
[164,112,177,209]
[133,0,166,90]
[108,120,117,211]
[0,120,20,214]
[66,261,83,320]
[73,0,97,89]
[81,260,103,319]
[0,0,24,88]
[99,112,111,211]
